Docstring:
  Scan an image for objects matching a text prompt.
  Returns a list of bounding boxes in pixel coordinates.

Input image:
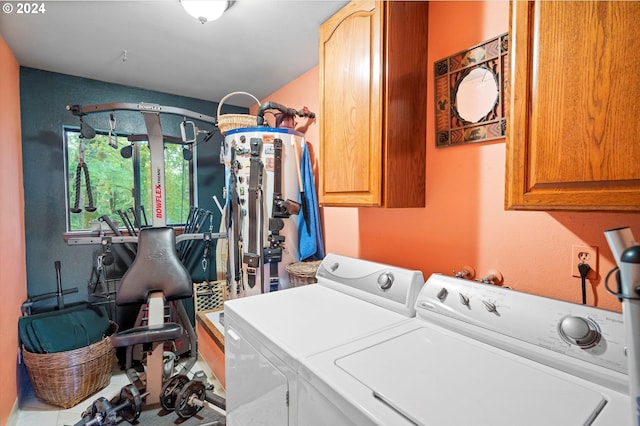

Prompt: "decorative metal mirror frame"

[434,32,509,148]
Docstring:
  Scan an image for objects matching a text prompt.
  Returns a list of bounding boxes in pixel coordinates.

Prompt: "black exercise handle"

[181,210,213,263]
[100,214,122,236]
[82,163,96,212]
[70,162,96,213]
[117,209,136,236]
[100,214,137,259]
[70,163,83,213]
[128,207,140,230]
[55,260,64,309]
[138,205,148,227]
[110,323,183,348]
[27,287,79,303]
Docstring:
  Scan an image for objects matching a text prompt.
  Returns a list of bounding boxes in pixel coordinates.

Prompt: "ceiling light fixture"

[180,0,229,24]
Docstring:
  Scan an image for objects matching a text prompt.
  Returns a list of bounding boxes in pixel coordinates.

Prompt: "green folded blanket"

[18,304,111,354]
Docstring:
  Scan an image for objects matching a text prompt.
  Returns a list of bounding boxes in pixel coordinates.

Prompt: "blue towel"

[298,142,325,261]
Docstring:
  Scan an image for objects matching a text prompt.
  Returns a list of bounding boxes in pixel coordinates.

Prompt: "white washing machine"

[223,253,425,425]
[298,274,630,426]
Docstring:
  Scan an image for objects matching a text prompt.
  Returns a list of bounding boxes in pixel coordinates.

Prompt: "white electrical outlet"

[571,245,598,279]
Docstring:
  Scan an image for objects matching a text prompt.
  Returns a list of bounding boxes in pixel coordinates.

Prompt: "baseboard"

[6,398,20,426]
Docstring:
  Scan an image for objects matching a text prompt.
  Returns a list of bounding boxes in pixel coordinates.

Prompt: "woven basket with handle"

[22,322,117,409]
[286,260,322,287]
[217,91,260,135]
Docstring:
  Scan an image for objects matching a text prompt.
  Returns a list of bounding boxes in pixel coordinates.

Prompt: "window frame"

[63,126,196,233]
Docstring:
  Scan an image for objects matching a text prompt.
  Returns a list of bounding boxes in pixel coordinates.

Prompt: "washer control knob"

[459,293,470,307]
[436,287,448,302]
[377,272,394,290]
[482,300,497,313]
[558,316,600,348]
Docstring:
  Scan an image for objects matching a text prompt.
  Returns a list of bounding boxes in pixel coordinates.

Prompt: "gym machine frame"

[67,102,226,422]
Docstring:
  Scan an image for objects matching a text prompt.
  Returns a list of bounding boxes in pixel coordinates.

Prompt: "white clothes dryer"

[223,253,425,425]
[298,274,630,426]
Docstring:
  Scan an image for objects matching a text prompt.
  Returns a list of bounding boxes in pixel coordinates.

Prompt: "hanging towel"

[298,142,325,261]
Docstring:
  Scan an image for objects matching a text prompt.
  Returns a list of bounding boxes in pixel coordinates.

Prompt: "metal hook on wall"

[108,113,118,148]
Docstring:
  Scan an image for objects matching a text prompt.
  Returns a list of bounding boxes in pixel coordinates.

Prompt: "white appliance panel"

[224,284,414,358]
[417,274,628,382]
[225,324,289,426]
[297,378,373,426]
[336,327,606,426]
[317,253,424,317]
[297,274,630,426]
[224,254,425,426]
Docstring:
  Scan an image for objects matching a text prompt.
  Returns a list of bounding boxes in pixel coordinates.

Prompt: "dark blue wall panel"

[20,67,240,311]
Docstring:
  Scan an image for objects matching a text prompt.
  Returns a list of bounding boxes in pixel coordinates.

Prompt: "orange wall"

[252,66,360,257]
[0,34,27,424]
[259,0,640,312]
[357,0,640,311]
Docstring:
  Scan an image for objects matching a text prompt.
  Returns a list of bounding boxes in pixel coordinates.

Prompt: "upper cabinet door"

[319,0,381,206]
[506,1,640,211]
[319,1,428,207]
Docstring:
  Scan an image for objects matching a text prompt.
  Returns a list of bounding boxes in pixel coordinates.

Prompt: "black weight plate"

[160,374,191,411]
[118,384,142,422]
[90,397,115,425]
[175,380,206,419]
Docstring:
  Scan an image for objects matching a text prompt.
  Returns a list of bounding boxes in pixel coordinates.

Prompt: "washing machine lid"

[334,326,607,426]
[224,284,412,359]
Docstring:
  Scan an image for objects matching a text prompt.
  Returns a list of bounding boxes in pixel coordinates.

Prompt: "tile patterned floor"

[16,357,225,426]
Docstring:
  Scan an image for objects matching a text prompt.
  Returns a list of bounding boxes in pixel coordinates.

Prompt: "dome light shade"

[181,0,229,24]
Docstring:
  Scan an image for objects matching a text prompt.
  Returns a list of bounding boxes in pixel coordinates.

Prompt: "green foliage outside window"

[66,129,192,231]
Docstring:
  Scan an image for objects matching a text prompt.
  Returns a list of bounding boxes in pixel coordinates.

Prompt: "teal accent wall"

[19,67,241,319]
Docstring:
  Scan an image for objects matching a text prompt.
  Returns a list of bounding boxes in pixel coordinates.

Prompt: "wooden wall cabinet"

[506,0,640,211]
[318,0,428,207]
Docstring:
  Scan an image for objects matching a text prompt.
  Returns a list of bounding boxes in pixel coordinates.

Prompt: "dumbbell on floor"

[160,374,226,419]
[159,374,191,412]
[74,384,143,426]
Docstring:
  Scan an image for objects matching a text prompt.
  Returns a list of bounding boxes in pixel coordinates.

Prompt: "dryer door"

[226,325,289,425]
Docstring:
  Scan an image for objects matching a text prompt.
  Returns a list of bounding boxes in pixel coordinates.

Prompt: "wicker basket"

[286,260,322,287]
[194,280,228,312]
[22,322,117,409]
[217,91,260,135]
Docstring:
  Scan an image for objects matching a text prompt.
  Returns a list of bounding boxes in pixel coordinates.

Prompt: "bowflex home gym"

[20,101,228,426]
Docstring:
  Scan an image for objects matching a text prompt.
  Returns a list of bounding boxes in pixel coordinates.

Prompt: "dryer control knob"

[377,272,394,290]
[436,287,448,302]
[558,316,600,348]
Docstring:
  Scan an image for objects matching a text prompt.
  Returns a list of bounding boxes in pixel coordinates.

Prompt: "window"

[65,128,193,232]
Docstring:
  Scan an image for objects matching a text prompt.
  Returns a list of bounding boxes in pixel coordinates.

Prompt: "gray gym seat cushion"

[116,227,193,305]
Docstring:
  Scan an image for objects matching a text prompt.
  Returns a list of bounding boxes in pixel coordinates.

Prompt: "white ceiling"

[0,0,349,107]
